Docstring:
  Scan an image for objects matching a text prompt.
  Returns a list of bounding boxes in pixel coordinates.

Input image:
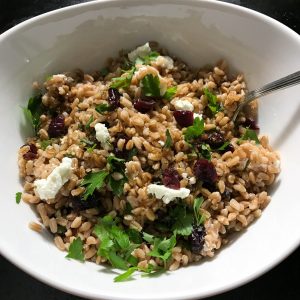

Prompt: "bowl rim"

[0,0,299,299]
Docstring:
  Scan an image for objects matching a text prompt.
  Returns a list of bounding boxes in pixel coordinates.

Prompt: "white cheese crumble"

[128,42,152,62]
[154,55,174,69]
[194,113,202,119]
[34,157,73,201]
[189,177,196,185]
[147,184,190,204]
[181,172,188,179]
[95,123,110,149]
[174,99,194,111]
[158,140,165,146]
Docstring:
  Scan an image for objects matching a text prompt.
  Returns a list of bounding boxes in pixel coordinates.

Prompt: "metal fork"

[232,70,300,122]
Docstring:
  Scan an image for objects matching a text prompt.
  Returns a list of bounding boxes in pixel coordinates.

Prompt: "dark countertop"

[0,0,299,299]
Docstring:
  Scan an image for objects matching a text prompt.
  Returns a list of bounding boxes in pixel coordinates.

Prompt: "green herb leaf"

[45,75,53,81]
[15,192,22,204]
[95,103,111,114]
[239,128,260,144]
[80,138,95,147]
[111,225,131,250]
[57,225,66,234]
[199,143,211,160]
[127,229,142,244]
[107,155,126,172]
[163,86,177,100]
[80,170,109,200]
[22,95,43,134]
[114,266,138,282]
[142,232,155,244]
[107,155,127,196]
[111,67,135,89]
[184,117,205,142]
[66,237,84,261]
[108,175,127,197]
[148,235,177,262]
[135,51,159,65]
[85,116,94,129]
[141,74,161,97]
[39,139,52,150]
[218,141,230,151]
[172,207,194,236]
[127,147,138,161]
[203,88,220,115]
[108,251,129,270]
[164,129,173,149]
[193,197,205,226]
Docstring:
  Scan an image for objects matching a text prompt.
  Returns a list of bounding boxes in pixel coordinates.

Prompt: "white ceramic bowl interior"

[0,0,300,299]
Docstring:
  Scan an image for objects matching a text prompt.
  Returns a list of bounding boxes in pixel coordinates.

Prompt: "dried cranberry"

[70,194,100,211]
[162,167,181,190]
[193,159,217,184]
[173,110,194,127]
[48,115,66,138]
[23,144,38,160]
[108,88,121,108]
[134,98,155,113]
[242,118,259,130]
[190,224,205,254]
[207,132,225,149]
[113,133,130,158]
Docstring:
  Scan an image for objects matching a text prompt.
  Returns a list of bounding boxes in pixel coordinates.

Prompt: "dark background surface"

[0,0,299,299]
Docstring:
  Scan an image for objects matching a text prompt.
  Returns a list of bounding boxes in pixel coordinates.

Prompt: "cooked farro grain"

[18,42,280,281]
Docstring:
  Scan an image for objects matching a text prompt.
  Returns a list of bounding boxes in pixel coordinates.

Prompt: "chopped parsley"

[135,51,159,65]
[95,103,111,114]
[107,155,127,196]
[203,88,221,115]
[199,143,212,160]
[193,197,206,226]
[39,139,53,150]
[171,205,193,236]
[164,129,173,149]
[85,116,94,129]
[238,128,260,144]
[111,67,135,89]
[184,117,205,142]
[218,141,230,151]
[163,86,177,100]
[141,74,161,97]
[22,95,44,134]
[80,170,109,200]
[127,147,138,161]
[114,266,138,282]
[80,138,97,153]
[15,192,22,204]
[66,237,84,261]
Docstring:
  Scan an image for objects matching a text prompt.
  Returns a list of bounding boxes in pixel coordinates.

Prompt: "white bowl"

[0,0,299,299]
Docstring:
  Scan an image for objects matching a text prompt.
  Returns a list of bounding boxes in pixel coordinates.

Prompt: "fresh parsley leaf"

[80,138,95,147]
[218,141,230,151]
[45,75,53,81]
[108,175,127,196]
[107,155,126,172]
[199,143,211,160]
[108,251,129,270]
[127,229,142,244]
[57,225,67,234]
[114,266,138,282]
[135,51,159,65]
[164,129,173,149]
[203,88,220,115]
[39,139,52,150]
[87,144,97,153]
[141,74,161,97]
[22,95,43,134]
[111,67,135,89]
[172,209,193,236]
[124,202,133,215]
[111,225,131,250]
[148,235,177,263]
[15,192,22,204]
[184,117,205,142]
[163,86,177,100]
[100,67,109,76]
[66,237,84,261]
[142,232,155,244]
[80,170,109,200]
[127,147,138,160]
[193,197,205,226]
[85,116,94,129]
[95,103,111,114]
[239,128,260,144]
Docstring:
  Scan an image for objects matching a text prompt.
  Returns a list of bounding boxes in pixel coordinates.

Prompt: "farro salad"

[17,42,280,281]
